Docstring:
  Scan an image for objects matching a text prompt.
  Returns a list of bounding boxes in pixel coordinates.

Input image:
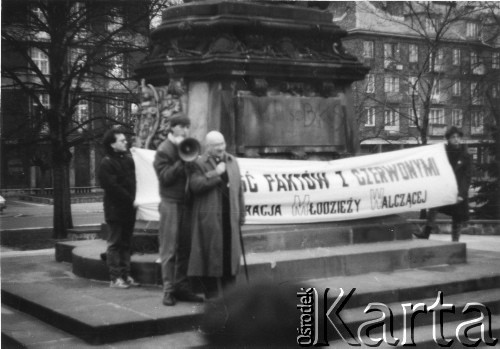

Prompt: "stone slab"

[2,249,500,347]
[67,239,466,286]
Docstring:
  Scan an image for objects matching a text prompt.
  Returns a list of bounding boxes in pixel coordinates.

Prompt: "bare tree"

[1,0,172,238]
[348,1,487,146]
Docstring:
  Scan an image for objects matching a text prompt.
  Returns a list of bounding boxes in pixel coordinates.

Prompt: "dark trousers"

[425,208,463,242]
[158,199,191,294]
[106,218,135,280]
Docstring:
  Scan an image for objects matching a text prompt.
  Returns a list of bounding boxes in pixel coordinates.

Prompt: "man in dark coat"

[153,113,203,306]
[416,126,472,241]
[188,131,246,299]
[98,128,140,289]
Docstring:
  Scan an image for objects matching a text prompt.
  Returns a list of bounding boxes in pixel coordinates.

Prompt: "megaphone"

[178,137,201,162]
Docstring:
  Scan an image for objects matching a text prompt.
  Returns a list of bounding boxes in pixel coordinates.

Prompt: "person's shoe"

[174,290,204,303]
[110,278,130,289]
[125,276,141,287]
[162,293,176,306]
[413,226,431,239]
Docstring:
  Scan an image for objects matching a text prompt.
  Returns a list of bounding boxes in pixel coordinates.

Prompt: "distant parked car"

[0,195,6,212]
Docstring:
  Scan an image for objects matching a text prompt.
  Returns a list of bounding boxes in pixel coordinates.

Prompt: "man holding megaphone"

[153,113,203,306]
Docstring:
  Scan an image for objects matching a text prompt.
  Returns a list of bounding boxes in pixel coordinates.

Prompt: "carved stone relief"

[134,78,188,149]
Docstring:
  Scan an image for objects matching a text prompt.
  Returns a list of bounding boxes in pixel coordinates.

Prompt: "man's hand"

[215,162,226,175]
[457,196,464,203]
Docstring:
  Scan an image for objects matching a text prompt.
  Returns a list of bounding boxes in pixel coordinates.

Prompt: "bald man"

[187,131,246,299]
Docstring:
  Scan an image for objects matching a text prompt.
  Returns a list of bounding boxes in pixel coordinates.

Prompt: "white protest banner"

[132,143,458,224]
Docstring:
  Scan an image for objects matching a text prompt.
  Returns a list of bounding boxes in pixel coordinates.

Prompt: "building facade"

[1,0,157,192]
[331,1,499,166]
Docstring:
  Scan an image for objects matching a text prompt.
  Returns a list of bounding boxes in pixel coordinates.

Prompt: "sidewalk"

[430,234,500,253]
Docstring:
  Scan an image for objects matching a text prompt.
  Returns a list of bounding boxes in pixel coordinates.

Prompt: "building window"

[363,41,374,59]
[452,49,461,66]
[471,111,484,134]
[452,109,463,127]
[492,84,499,98]
[452,80,461,96]
[365,74,375,93]
[109,54,125,78]
[384,43,399,68]
[70,48,86,69]
[32,5,46,24]
[35,94,50,134]
[76,100,89,131]
[429,49,444,71]
[108,99,126,122]
[408,76,418,95]
[466,22,479,38]
[365,107,376,127]
[107,7,124,32]
[424,18,434,33]
[70,2,87,27]
[37,94,50,108]
[431,79,441,101]
[409,44,418,63]
[409,108,421,127]
[493,52,500,69]
[31,47,49,75]
[429,108,445,124]
[384,76,399,93]
[470,51,478,67]
[384,109,399,131]
[471,82,482,104]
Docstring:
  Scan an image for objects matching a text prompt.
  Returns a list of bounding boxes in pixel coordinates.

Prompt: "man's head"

[169,113,190,139]
[445,126,463,148]
[206,131,226,159]
[103,128,128,154]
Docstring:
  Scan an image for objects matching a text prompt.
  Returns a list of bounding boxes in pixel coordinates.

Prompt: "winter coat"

[439,144,472,222]
[187,153,245,277]
[98,151,136,222]
[154,138,187,202]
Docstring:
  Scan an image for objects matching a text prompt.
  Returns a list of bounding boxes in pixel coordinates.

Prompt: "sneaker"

[110,278,130,289]
[125,276,141,287]
[162,292,176,306]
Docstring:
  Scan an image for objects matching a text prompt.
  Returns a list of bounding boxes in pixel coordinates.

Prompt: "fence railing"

[0,186,103,197]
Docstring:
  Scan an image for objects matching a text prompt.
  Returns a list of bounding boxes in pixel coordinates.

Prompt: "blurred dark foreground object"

[201,281,301,348]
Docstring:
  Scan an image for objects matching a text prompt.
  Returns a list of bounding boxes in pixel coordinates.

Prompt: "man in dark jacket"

[416,126,472,242]
[98,128,140,289]
[188,131,246,299]
[153,113,203,306]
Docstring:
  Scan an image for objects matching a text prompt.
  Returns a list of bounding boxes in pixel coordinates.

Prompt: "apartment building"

[1,1,157,190]
[332,1,499,165]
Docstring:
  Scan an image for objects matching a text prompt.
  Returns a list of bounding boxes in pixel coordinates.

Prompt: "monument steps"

[61,238,465,286]
[2,251,500,347]
[60,216,416,256]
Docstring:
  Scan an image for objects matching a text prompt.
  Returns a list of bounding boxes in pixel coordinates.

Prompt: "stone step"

[1,304,205,349]
[56,216,415,262]
[65,239,466,286]
[2,250,498,346]
[96,215,417,254]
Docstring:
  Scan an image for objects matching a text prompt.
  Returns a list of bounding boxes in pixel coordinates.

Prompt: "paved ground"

[0,199,104,230]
